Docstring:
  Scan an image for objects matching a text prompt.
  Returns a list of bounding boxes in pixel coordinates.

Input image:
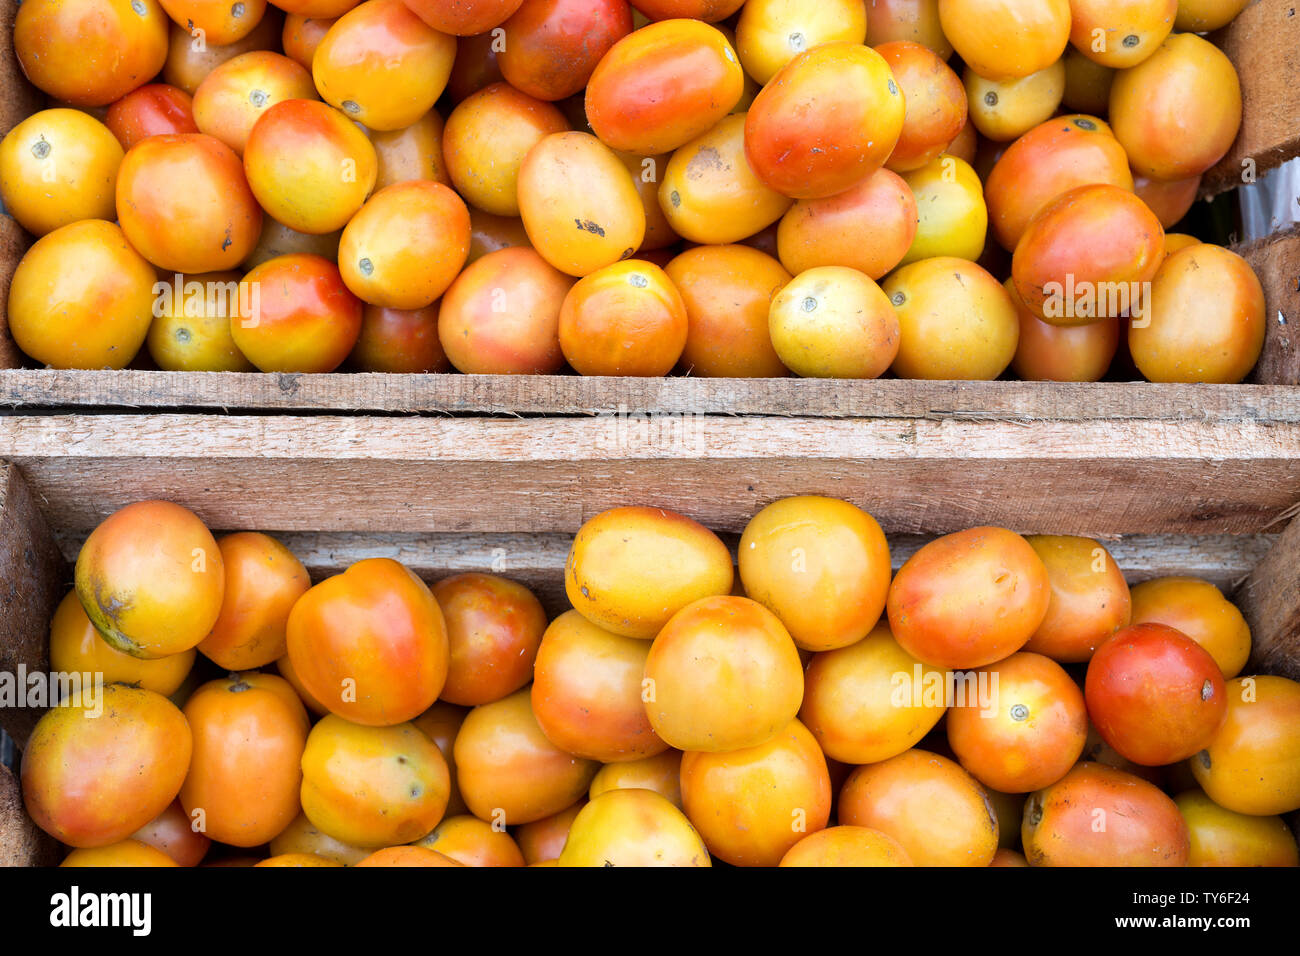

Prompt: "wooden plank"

[5,414,1300,536]
[1240,227,1300,386]
[0,216,31,371]
[2,370,1300,420]
[1235,512,1300,680]
[0,763,59,867]
[0,461,69,749]
[0,0,42,142]
[1203,0,1300,196]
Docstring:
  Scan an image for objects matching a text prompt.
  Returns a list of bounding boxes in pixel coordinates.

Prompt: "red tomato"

[106,84,199,150]
[498,0,633,101]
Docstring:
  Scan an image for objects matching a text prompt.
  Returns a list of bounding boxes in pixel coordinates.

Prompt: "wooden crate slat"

[1236,513,1300,680]
[1240,227,1300,386]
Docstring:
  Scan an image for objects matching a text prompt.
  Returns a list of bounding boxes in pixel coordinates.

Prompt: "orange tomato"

[1129,577,1250,679]
[1190,675,1300,816]
[498,0,632,101]
[938,0,1070,80]
[1069,0,1175,69]
[192,52,317,156]
[286,558,448,725]
[243,98,377,235]
[232,254,363,373]
[1009,279,1120,381]
[616,151,678,252]
[269,810,370,864]
[467,208,531,264]
[241,217,341,270]
[105,83,200,150]
[350,304,450,373]
[62,841,181,867]
[515,800,585,865]
[158,0,266,45]
[163,10,283,94]
[15,0,169,106]
[414,814,525,865]
[768,266,899,379]
[745,42,905,199]
[589,750,683,807]
[146,271,256,372]
[282,14,336,69]
[558,789,711,866]
[438,247,571,374]
[411,701,471,817]
[1175,790,1300,867]
[558,260,688,376]
[257,853,346,866]
[198,532,310,671]
[402,0,523,34]
[22,684,193,847]
[779,826,914,866]
[370,110,450,189]
[1134,172,1200,230]
[1061,45,1114,113]
[354,846,462,866]
[277,652,333,717]
[963,59,1065,142]
[1023,534,1131,662]
[629,0,744,18]
[736,0,867,85]
[776,168,916,279]
[877,41,967,172]
[272,0,360,16]
[7,220,157,370]
[131,799,211,866]
[431,573,547,706]
[1175,0,1250,31]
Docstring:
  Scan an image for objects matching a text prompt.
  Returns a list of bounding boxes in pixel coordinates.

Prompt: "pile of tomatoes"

[0,0,1265,382]
[20,495,1300,866]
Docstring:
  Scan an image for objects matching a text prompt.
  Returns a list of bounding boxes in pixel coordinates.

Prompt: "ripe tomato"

[768,266,899,379]
[431,573,547,706]
[1069,0,1175,69]
[1190,675,1300,816]
[1023,534,1131,662]
[192,52,317,156]
[105,83,199,150]
[272,0,360,17]
[146,271,256,372]
[839,750,999,866]
[300,715,450,846]
[499,0,632,101]
[158,0,266,45]
[1011,281,1120,382]
[1023,762,1189,865]
[49,592,195,698]
[780,826,913,866]
[630,0,744,18]
[586,19,743,155]
[242,217,341,269]
[589,750,683,807]
[888,526,1050,669]
[162,12,283,94]
[1109,34,1240,180]
[61,841,181,867]
[402,0,523,34]
[939,0,1070,80]
[1061,46,1114,112]
[869,0,952,57]
[1175,0,1250,30]
[286,558,448,725]
[414,814,525,865]
[884,257,1019,380]
[615,151,678,252]
[370,110,449,190]
[467,208,530,264]
[131,800,211,866]
[964,60,1064,142]
[565,506,733,639]
[269,811,370,864]
[736,0,866,85]
[801,622,948,765]
[22,684,192,848]
[197,532,311,671]
[1129,577,1250,679]
[776,168,916,279]
[876,41,966,172]
[231,254,363,373]
[410,701,471,817]
[1161,232,1201,260]
[515,800,584,865]
[7,220,156,370]
[75,500,224,659]
[354,846,461,866]
[898,154,987,265]
[1128,244,1265,384]
[276,654,333,717]
[350,304,450,373]
[745,42,905,200]
[282,14,336,69]
[558,260,688,376]
[664,245,789,378]
[180,672,309,847]
[445,31,505,102]
[558,789,710,866]
[1134,173,1200,230]
[1175,790,1300,867]
[243,98,377,235]
[15,0,169,106]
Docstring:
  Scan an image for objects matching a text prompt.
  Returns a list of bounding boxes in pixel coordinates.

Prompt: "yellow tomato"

[898,154,987,265]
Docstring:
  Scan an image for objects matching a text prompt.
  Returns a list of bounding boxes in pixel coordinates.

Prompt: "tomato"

[990,848,1030,866]
[269,811,369,864]
[964,60,1064,142]
[1009,278,1119,381]
[868,0,952,57]
[1109,34,1240,180]
[898,154,987,265]
[558,260,688,376]
[801,622,947,764]
[163,0,267,45]
[644,596,803,753]
[780,826,914,866]
[131,800,211,866]
[197,532,310,671]
[163,12,283,94]
[498,0,631,102]
[938,0,1070,81]
[1082,723,1167,787]
[232,254,363,373]
[454,687,600,825]
[467,208,531,264]
[243,99,377,235]
[613,151,677,252]
[745,42,905,200]
[62,841,181,867]
[192,52,316,156]
[1190,675,1300,816]
[884,257,1019,380]
[282,14,336,69]
[735,0,866,86]
[251,852,337,866]
[875,42,966,172]
[1061,46,1114,113]
[411,701,471,817]
[1129,577,1250,679]
[277,654,333,717]
[768,266,899,379]
[1069,0,1175,69]
[180,673,308,847]
[355,846,461,866]
[338,181,470,309]
[273,0,360,17]
[1134,172,1200,230]
[558,789,711,866]
[888,526,1050,669]
[286,558,448,725]
[22,684,192,848]
[300,715,450,846]
[1175,790,1299,867]
[589,750,683,807]
[532,610,665,762]
[1175,0,1249,30]
[517,131,645,276]
[437,247,570,374]
[776,168,915,279]
[629,0,743,18]
[350,304,449,373]
[370,111,449,190]
[414,814,525,865]
[7,221,156,370]
[242,217,342,270]
[565,506,733,639]
[840,750,999,866]
[146,271,255,372]
[402,0,522,34]
[515,800,584,864]
[313,0,455,131]
[446,30,506,102]
[1161,232,1201,260]
[0,109,122,237]
[1013,184,1164,325]
[1022,535,1130,662]
[15,0,169,106]
[1023,762,1189,865]
[75,501,223,660]
[1128,244,1264,384]
[105,83,199,150]
[985,115,1133,252]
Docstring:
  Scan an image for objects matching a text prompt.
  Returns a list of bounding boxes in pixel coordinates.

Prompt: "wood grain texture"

[1203,0,1300,196]
[0,0,42,141]
[0,462,69,748]
[0,763,59,867]
[1235,513,1300,680]
[1240,227,1300,385]
[0,216,31,371]
[4,414,1300,536]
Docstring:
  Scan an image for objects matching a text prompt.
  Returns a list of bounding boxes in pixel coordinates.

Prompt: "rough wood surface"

[4,414,1300,536]
[1235,512,1300,680]
[0,216,30,371]
[1203,0,1300,196]
[0,0,41,142]
[0,763,59,867]
[1239,227,1300,386]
